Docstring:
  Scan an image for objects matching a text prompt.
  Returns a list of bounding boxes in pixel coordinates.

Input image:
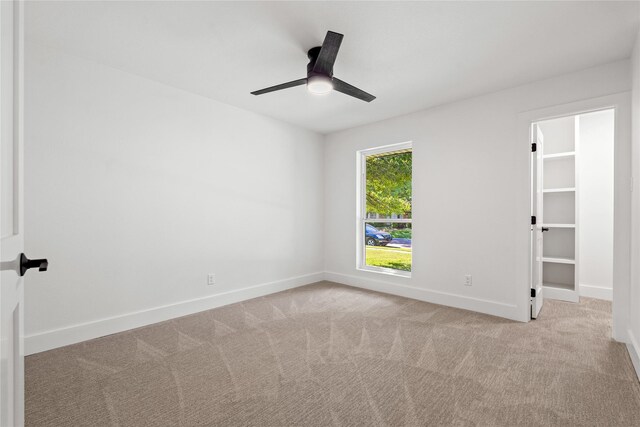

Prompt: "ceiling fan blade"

[312,31,344,75]
[250,78,307,96]
[332,78,376,102]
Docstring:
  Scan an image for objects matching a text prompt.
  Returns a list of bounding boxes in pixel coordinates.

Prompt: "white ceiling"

[26,1,640,134]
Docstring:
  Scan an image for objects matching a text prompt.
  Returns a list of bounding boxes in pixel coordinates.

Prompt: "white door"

[531,123,544,318]
[1,1,29,425]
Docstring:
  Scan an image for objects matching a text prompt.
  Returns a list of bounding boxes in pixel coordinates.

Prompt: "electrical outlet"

[464,275,472,286]
[207,274,216,286]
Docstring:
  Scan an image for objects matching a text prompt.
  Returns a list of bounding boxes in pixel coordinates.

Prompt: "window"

[357,142,412,276]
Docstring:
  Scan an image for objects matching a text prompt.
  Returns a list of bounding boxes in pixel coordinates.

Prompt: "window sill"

[357,266,411,278]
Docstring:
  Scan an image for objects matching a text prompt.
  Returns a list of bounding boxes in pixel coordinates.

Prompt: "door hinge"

[531,143,537,152]
[531,216,536,225]
[531,288,536,298]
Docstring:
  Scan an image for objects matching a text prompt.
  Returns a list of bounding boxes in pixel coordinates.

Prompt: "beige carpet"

[26,281,640,426]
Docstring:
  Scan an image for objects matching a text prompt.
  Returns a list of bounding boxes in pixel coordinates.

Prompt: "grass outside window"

[365,245,412,271]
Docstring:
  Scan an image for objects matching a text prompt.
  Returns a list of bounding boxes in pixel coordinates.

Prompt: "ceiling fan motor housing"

[307,46,331,78]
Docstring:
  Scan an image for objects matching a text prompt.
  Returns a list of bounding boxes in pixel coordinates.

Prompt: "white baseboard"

[25,272,324,355]
[324,271,524,322]
[579,283,613,301]
[627,329,640,383]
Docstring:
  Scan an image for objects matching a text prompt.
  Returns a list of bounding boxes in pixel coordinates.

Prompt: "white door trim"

[518,92,632,342]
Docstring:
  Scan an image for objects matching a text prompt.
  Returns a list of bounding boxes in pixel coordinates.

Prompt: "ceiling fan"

[250,31,376,102]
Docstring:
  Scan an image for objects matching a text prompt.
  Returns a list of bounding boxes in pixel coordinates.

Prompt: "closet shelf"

[542,257,575,265]
[543,187,576,193]
[543,151,576,160]
[543,282,574,291]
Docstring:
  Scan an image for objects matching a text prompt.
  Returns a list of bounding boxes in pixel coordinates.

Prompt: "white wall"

[629,28,640,378]
[24,43,324,353]
[578,110,614,300]
[324,59,631,322]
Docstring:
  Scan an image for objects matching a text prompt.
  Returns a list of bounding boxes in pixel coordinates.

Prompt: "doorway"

[532,109,615,308]
[524,93,631,338]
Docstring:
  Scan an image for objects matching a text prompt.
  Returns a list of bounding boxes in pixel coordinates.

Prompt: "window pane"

[365,150,412,220]
[364,222,412,272]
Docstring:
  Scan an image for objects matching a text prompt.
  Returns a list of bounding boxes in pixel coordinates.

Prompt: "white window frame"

[356,141,413,278]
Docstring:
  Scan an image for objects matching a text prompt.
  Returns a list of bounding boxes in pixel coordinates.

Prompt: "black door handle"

[541,227,550,232]
[20,253,48,277]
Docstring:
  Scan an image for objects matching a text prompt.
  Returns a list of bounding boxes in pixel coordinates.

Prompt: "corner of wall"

[321,133,329,273]
[628,27,640,381]
[627,328,640,382]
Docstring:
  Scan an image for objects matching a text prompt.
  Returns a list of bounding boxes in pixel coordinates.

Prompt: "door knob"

[19,253,48,277]
[541,227,550,232]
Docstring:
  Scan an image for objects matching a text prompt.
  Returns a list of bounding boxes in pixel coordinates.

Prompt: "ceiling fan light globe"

[307,75,333,95]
